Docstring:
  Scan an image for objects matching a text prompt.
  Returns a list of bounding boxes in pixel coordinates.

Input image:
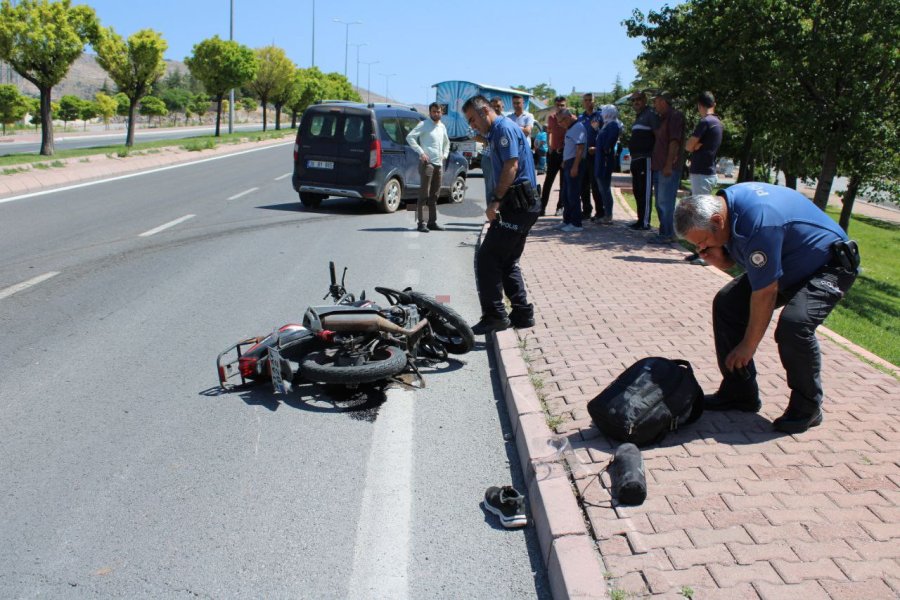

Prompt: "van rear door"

[296,106,373,187]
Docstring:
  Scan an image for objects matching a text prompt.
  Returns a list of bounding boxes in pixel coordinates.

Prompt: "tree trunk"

[737,128,753,182]
[39,86,54,156]
[126,100,137,147]
[261,97,268,131]
[291,111,298,129]
[813,146,839,210]
[215,96,223,137]
[275,104,281,130]
[838,173,861,232]
[784,172,797,189]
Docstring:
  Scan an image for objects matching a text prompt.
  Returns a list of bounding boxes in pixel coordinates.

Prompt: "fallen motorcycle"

[217,262,475,391]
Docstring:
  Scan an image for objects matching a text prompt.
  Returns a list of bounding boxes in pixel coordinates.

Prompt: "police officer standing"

[674,183,860,433]
[463,94,540,335]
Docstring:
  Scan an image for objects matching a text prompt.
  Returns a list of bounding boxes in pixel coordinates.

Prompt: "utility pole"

[333,18,362,78]
[228,0,234,134]
[379,72,397,102]
[311,0,316,67]
[350,43,367,93]
[361,60,379,103]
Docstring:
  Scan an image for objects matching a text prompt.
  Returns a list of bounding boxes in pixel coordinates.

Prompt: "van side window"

[399,117,423,146]
[307,114,338,139]
[343,116,365,143]
[381,118,403,144]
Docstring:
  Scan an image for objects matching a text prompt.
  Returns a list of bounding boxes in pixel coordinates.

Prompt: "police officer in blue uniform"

[675,183,860,433]
[462,94,541,335]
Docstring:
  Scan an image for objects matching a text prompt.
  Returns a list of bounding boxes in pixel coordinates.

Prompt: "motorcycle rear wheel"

[406,291,475,355]
[300,345,407,385]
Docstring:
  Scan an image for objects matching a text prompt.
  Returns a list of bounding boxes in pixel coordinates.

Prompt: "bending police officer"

[463,94,540,335]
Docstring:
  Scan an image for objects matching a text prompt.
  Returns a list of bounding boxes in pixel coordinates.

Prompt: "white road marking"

[0,142,293,205]
[0,271,60,301]
[227,187,258,200]
[274,173,291,181]
[347,387,414,600]
[138,214,195,237]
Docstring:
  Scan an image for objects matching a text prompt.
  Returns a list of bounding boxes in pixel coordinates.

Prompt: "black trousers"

[631,156,652,227]
[580,156,602,217]
[540,150,563,213]
[713,263,857,411]
[476,210,539,319]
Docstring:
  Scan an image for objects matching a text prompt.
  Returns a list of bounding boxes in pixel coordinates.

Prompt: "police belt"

[829,239,861,272]
[497,181,537,212]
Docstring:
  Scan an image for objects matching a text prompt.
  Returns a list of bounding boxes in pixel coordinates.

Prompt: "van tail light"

[369,139,382,168]
[293,142,299,163]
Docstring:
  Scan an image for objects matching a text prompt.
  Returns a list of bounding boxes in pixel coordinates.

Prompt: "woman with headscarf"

[594,104,623,224]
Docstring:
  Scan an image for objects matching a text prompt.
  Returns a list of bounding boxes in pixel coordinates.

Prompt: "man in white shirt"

[407,102,451,232]
[510,94,534,140]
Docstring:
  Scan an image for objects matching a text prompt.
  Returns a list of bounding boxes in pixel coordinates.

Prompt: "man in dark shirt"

[577,92,602,220]
[627,91,658,230]
[683,91,724,264]
[648,91,685,244]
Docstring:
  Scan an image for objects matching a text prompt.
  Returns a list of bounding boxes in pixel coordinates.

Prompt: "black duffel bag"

[587,357,704,446]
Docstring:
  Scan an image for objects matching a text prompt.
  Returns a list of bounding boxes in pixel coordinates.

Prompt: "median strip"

[0,271,60,301]
[139,214,196,237]
[227,187,259,200]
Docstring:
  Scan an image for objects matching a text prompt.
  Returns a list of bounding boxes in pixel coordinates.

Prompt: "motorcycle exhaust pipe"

[321,314,429,337]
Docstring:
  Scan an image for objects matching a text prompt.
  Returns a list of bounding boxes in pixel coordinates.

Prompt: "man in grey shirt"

[407,102,450,232]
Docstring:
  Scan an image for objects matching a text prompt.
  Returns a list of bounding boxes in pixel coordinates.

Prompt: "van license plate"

[308,160,334,169]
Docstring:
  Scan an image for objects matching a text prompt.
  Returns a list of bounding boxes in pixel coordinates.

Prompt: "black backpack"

[587,357,704,446]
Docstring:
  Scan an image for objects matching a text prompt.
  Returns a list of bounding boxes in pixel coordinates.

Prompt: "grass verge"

[620,189,899,367]
[0,128,294,167]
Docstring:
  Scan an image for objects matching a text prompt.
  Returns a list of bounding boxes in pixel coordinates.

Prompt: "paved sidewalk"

[491,181,900,598]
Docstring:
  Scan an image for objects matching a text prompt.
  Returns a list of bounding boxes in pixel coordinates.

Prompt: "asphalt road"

[0,147,550,599]
[0,123,266,155]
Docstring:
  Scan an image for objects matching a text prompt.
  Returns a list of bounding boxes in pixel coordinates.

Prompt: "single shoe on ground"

[509,304,535,329]
[554,222,569,230]
[773,406,823,434]
[628,222,651,231]
[601,216,613,224]
[560,224,583,232]
[554,207,563,216]
[427,223,445,231]
[647,234,676,244]
[483,485,527,529]
[703,392,762,412]
[690,257,708,266]
[684,252,700,262]
[471,315,511,336]
[417,223,430,233]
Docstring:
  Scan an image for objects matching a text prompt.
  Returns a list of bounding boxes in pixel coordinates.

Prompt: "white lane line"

[0,271,60,301]
[347,387,414,600]
[274,173,291,181]
[138,214,195,237]
[0,142,293,205]
[227,187,258,200]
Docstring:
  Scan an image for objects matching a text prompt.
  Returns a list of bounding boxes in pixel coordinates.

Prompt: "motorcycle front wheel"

[299,345,407,385]
[406,291,475,355]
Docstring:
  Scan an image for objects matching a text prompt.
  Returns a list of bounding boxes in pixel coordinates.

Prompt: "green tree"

[0,0,98,155]
[184,35,258,136]
[0,83,29,134]
[113,92,130,118]
[57,94,83,129]
[321,71,359,103]
[247,45,295,132]
[287,66,325,127]
[139,95,167,126]
[95,27,167,146]
[160,87,191,125]
[187,93,210,124]
[94,91,117,129]
[240,96,257,122]
[79,98,98,130]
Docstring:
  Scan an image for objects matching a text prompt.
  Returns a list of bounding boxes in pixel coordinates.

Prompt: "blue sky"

[74,0,673,104]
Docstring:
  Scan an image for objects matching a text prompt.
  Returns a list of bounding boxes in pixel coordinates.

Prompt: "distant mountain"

[0,53,189,100]
[0,52,422,109]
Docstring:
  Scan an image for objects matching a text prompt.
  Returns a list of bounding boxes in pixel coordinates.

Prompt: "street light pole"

[228,0,234,134]
[311,0,316,67]
[379,72,397,102]
[350,43,367,93]
[333,18,362,78]
[361,60,379,103]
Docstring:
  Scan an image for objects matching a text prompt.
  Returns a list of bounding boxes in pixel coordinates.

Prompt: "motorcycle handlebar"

[329,262,336,286]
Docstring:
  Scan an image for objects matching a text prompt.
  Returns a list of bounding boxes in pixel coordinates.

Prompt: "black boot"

[471,315,511,336]
[509,303,535,329]
[773,404,823,434]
